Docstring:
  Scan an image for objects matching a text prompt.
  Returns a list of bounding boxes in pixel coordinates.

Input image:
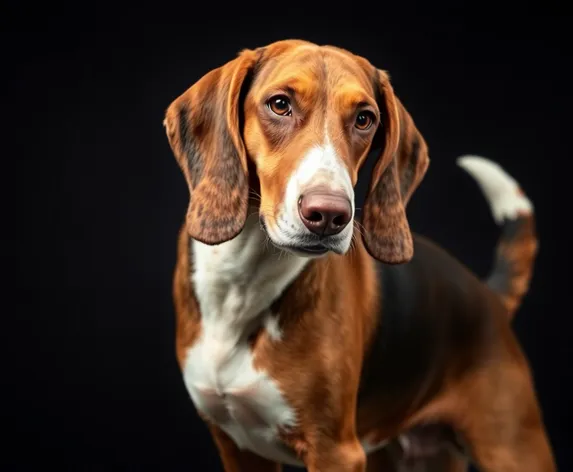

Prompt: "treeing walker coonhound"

[163,39,555,471]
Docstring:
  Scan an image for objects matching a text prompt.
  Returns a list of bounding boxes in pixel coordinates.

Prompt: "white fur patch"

[182,215,307,466]
[263,313,283,342]
[457,155,533,225]
[268,132,355,255]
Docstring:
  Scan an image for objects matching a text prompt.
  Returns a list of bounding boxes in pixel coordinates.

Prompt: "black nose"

[298,191,352,236]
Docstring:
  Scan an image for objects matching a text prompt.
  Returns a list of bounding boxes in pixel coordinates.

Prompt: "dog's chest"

[182,319,302,466]
[181,237,307,466]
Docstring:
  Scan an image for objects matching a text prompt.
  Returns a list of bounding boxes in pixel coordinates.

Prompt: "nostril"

[307,211,323,222]
[332,215,347,226]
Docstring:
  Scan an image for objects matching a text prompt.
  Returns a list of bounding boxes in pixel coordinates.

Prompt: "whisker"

[249,188,263,199]
[349,234,357,253]
[353,219,367,237]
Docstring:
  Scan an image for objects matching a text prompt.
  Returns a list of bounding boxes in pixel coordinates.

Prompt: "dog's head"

[164,40,429,263]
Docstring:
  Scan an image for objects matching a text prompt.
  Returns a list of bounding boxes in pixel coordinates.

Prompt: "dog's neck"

[191,213,310,342]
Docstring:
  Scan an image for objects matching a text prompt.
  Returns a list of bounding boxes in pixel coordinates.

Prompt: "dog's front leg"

[207,423,281,472]
[304,437,366,472]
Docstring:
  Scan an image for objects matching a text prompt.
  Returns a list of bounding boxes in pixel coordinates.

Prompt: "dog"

[163,39,555,471]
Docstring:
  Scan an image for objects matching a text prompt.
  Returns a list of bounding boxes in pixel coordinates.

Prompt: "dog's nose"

[298,191,352,236]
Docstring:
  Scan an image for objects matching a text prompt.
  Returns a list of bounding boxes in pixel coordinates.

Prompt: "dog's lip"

[275,243,330,256]
[289,243,329,255]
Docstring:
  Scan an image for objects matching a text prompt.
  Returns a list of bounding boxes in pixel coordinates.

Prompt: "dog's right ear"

[163,49,259,245]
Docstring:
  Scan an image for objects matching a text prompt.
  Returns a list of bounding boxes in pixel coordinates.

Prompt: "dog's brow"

[333,89,377,112]
[263,75,320,96]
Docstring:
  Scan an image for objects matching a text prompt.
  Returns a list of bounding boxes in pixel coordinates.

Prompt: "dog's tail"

[456,155,538,320]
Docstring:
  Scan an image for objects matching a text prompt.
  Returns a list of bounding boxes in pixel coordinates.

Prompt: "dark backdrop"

[2,14,570,471]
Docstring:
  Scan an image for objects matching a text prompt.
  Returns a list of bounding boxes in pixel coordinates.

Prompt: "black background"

[2,13,570,471]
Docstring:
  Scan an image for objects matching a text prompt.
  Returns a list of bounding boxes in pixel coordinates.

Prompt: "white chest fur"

[182,216,309,466]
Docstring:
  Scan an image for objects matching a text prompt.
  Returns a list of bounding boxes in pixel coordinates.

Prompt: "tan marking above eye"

[355,110,376,131]
[267,95,292,116]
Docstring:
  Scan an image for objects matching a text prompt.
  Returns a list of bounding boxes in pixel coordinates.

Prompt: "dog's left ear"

[361,70,430,264]
[163,49,259,245]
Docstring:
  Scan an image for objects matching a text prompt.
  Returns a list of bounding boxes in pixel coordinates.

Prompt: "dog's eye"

[355,111,375,130]
[267,95,292,116]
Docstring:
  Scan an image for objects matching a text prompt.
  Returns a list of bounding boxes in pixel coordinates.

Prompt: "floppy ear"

[163,49,258,245]
[361,70,430,264]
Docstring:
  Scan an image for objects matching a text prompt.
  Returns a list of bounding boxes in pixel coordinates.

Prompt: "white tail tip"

[456,155,533,225]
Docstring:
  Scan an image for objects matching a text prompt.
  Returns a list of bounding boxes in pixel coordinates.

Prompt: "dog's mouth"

[278,243,329,256]
[259,216,333,257]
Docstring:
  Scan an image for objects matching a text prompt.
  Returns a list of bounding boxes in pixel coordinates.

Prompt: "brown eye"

[268,95,292,116]
[355,111,375,130]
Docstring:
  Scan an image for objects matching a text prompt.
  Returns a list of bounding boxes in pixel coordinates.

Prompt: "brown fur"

[487,214,538,318]
[165,40,555,471]
[361,71,429,264]
[164,50,258,245]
